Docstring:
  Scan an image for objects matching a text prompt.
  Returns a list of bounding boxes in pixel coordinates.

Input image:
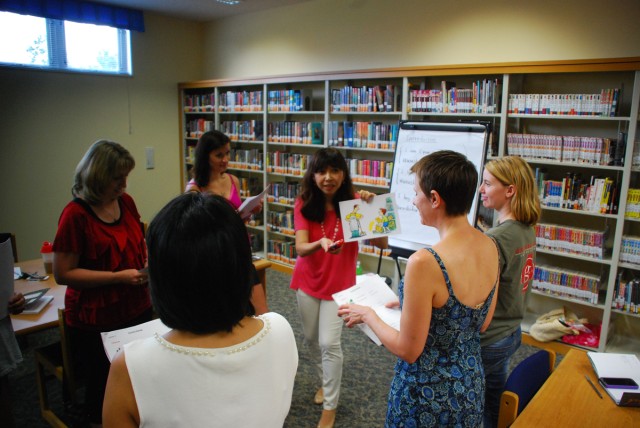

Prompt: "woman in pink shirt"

[291,148,386,428]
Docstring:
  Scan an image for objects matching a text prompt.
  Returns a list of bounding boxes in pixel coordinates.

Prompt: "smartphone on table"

[599,377,639,390]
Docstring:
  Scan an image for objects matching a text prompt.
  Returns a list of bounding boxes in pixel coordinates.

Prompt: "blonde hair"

[72,140,135,205]
[484,156,541,226]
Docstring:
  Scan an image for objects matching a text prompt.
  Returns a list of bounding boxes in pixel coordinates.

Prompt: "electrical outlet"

[145,147,154,169]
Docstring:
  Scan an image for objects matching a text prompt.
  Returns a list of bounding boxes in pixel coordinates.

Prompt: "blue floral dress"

[386,248,497,428]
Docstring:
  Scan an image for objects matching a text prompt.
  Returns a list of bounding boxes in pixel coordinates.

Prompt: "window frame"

[0,12,133,76]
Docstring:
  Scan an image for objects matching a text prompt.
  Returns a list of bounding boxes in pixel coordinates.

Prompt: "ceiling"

[97,0,316,22]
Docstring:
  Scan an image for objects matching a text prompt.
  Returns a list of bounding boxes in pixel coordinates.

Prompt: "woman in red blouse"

[53,140,151,427]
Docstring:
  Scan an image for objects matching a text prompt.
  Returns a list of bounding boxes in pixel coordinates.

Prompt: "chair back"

[58,308,80,401]
[497,349,556,428]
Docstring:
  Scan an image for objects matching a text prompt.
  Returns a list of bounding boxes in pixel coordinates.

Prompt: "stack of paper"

[332,274,400,346]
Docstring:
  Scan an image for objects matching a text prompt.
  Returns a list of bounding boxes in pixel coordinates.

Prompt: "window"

[0,11,132,75]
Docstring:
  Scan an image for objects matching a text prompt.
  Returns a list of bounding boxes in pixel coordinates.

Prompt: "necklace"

[153,315,271,357]
[320,217,340,241]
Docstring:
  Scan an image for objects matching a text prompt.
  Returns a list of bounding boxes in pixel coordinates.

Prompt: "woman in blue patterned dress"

[339,150,500,427]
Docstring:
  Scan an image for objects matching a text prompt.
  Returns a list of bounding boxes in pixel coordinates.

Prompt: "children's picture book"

[338,193,401,242]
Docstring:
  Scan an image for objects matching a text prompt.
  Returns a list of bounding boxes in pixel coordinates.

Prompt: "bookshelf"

[179,58,640,355]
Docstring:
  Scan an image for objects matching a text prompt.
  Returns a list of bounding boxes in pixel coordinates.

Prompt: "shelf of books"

[179,59,640,354]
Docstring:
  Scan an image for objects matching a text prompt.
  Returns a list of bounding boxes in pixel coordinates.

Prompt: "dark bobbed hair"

[72,140,135,205]
[299,147,355,222]
[410,150,478,216]
[146,193,254,333]
[193,130,231,188]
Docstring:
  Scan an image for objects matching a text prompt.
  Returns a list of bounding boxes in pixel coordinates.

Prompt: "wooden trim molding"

[179,57,640,89]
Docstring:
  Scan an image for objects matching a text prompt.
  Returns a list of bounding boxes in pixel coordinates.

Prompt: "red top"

[53,193,151,330]
[290,197,359,300]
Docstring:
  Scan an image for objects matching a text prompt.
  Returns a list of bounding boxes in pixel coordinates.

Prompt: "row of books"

[327,121,398,150]
[185,119,214,138]
[267,239,297,267]
[624,188,640,219]
[267,182,300,206]
[535,223,607,259]
[219,90,263,112]
[221,120,264,142]
[267,121,323,145]
[507,89,620,116]
[408,79,501,114]
[229,149,263,171]
[612,273,640,314]
[532,265,601,304]
[620,236,640,265]
[266,152,310,176]
[183,93,215,112]
[536,171,619,214]
[267,211,295,236]
[330,84,399,112]
[507,133,625,166]
[267,89,311,112]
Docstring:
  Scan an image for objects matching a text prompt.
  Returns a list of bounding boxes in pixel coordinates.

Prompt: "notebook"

[587,351,640,407]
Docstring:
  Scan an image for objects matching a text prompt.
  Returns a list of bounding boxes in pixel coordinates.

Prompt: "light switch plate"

[145,147,154,169]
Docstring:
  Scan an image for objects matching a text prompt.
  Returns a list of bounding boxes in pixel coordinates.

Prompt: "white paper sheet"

[238,184,271,218]
[332,274,400,345]
[101,318,171,361]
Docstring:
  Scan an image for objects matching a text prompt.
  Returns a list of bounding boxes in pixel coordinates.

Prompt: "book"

[22,295,53,314]
[587,351,640,406]
[101,318,171,362]
[332,274,400,346]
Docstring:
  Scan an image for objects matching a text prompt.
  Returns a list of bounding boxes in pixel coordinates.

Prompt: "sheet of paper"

[22,295,53,314]
[332,274,400,346]
[101,318,171,362]
[238,184,271,218]
[0,239,14,319]
[338,193,401,243]
[587,352,640,404]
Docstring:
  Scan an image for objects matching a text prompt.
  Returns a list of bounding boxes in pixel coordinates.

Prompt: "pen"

[585,375,603,399]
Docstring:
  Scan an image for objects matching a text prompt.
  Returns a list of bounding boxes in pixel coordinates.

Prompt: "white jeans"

[296,289,344,410]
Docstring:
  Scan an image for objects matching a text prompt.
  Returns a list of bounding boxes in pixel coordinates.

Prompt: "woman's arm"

[53,252,147,288]
[338,250,435,363]
[294,229,333,257]
[103,351,140,428]
[480,282,499,333]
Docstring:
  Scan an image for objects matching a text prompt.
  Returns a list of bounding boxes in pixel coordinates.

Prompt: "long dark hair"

[193,130,231,187]
[299,148,354,222]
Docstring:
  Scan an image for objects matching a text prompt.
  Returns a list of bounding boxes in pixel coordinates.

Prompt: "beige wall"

[0,13,203,260]
[3,0,640,260]
[202,0,640,79]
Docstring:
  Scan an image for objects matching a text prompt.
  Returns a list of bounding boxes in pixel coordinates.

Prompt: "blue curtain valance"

[0,0,145,32]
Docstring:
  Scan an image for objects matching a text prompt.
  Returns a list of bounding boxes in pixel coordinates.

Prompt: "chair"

[497,349,556,428]
[0,233,17,262]
[34,308,82,428]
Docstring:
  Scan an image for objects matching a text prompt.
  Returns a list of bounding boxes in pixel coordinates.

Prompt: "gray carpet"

[8,268,544,427]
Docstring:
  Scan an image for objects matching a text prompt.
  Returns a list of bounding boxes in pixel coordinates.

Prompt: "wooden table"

[11,259,66,335]
[11,258,272,335]
[512,349,640,426]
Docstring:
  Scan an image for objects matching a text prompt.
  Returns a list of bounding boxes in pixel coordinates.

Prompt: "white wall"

[202,0,640,79]
[0,13,203,260]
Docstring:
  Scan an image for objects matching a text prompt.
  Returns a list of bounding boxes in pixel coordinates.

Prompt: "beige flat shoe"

[314,387,324,405]
[317,408,336,428]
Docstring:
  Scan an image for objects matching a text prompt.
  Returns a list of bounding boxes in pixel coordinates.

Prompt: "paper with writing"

[332,274,400,346]
[101,318,171,362]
